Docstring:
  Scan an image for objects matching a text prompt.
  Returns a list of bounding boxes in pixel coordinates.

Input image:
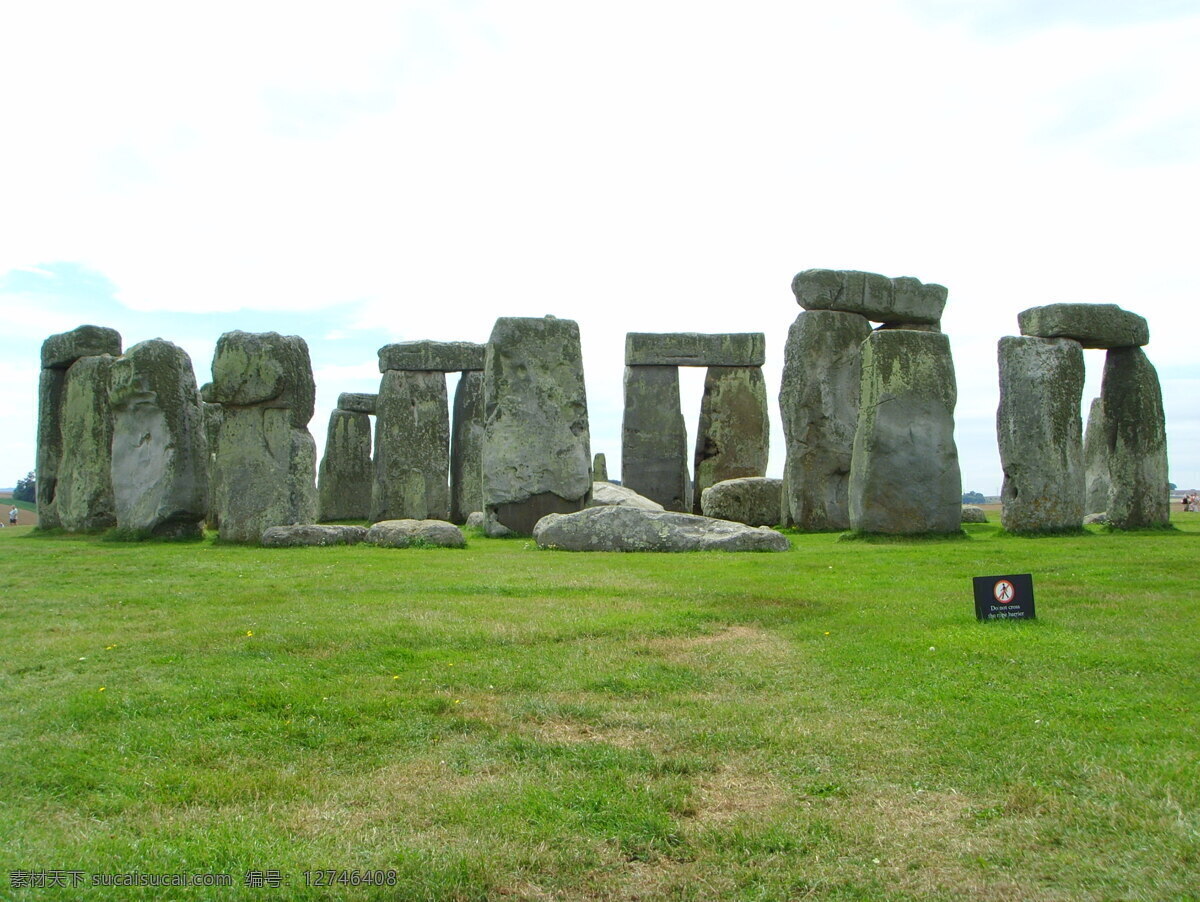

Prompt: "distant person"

[8,507,16,525]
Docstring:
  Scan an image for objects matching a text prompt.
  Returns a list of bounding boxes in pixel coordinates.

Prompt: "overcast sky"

[3,0,1197,495]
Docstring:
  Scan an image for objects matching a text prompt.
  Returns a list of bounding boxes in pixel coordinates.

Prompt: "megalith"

[1083,397,1110,516]
[848,330,961,534]
[210,331,317,542]
[36,325,122,529]
[1018,303,1148,349]
[778,310,871,531]
[792,270,947,326]
[450,370,485,524]
[621,365,690,511]
[55,354,118,531]
[996,336,1085,533]
[372,370,450,522]
[592,452,609,484]
[108,339,209,538]
[1100,347,1169,528]
[692,366,769,514]
[482,316,591,535]
[318,409,373,522]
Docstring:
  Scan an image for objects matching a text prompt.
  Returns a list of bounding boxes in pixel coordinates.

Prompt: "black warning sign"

[973,574,1035,621]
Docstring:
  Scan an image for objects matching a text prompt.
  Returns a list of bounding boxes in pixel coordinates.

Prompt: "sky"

[2,0,1198,495]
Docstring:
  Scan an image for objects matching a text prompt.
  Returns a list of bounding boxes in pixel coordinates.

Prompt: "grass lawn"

[1,516,1197,900]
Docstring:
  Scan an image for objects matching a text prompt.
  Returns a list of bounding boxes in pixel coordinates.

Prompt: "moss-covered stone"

[372,370,449,522]
[450,370,485,524]
[621,366,690,512]
[1101,347,1169,528]
[318,409,373,522]
[209,331,315,428]
[692,366,768,514]
[56,355,117,531]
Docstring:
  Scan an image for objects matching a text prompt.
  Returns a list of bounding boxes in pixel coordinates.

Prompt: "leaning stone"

[701,477,783,527]
[533,506,790,552]
[961,506,988,523]
[109,339,210,539]
[372,370,450,522]
[621,366,690,511]
[779,310,871,531]
[55,355,118,531]
[997,337,1085,533]
[624,332,766,367]
[849,331,962,534]
[261,524,368,547]
[378,340,485,373]
[692,367,769,514]
[450,371,485,524]
[41,324,122,369]
[1101,347,1169,528]
[482,316,592,535]
[209,331,315,427]
[589,481,664,511]
[792,270,947,325]
[1018,303,1148,349]
[1082,397,1110,516]
[366,518,466,548]
[337,392,378,414]
[318,410,373,521]
[592,452,609,483]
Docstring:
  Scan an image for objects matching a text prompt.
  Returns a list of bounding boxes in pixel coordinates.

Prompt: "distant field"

[1,516,1197,900]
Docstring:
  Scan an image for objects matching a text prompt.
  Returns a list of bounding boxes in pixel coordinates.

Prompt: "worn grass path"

[1,516,1197,900]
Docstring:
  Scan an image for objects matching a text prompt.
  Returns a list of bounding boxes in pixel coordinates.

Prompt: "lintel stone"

[1017,303,1148,349]
[337,392,378,414]
[41,325,122,369]
[378,340,485,373]
[624,332,765,367]
[792,269,947,325]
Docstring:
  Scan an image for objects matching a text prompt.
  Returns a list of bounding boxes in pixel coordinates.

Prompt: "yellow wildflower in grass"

[246,630,253,637]
[98,687,106,692]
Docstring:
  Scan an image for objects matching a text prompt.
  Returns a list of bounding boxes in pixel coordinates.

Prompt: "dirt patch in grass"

[642,624,791,662]
[688,764,788,825]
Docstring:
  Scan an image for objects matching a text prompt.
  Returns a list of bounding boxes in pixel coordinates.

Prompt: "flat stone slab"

[533,506,790,552]
[337,392,377,414]
[366,518,466,548]
[588,481,665,511]
[1017,303,1148,349]
[701,477,783,527]
[42,325,122,369]
[261,524,368,547]
[625,332,765,367]
[378,341,485,373]
[792,270,947,325]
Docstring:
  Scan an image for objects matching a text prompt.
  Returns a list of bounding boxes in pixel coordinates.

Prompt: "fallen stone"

[318,409,373,521]
[1018,303,1148,349]
[701,477,783,527]
[261,524,368,547]
[366,518,466,548]
[693,366,769,514]
[592,452,608,483]
[589,481,664,511]
[41,324,122,369]
[209,331,315,427]
[621,365,690,511]
[372,370,450,521]
[465,511,486,529]
[793,270,947,325]
[1083,512,1110,526]
[533,505,790,552]
[625,332,766,367]
[1082,397,1110,516]
[450,370,485,524]
[337,392,378,414]
[1100,347,1169,528]
[378,340,485,373]
[961,506,988,523]
[55,355,118,531]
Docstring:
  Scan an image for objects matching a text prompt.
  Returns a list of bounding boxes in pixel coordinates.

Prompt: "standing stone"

[482,316,592,535]
[849,331,961,534]
[1083,397,1110,516]
[108,339,209,538]
[372,370,449,522]
[210,332,317,542]
[318,409,373,521]
[996,336,1085,533]
[55,355,118,531]
[622,366,690,511]
[449,370,485,524]
[1100,347,1170,529]
[778,310,871,531]
[202,400,224,529]
[692,367,769,514]
[592,453,608,483]
[36,325,122,529]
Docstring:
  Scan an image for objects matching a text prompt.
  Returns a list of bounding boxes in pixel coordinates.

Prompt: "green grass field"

[1,516,1197,900]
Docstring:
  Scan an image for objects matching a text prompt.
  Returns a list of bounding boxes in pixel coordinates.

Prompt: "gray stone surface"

[36,367,67,528]
[997,336,1086,533]
[202,401,224,529]
[592,452,608,483]
[41,325,122,369]
[1018,303,1148,349]
[337,392,378,414]
[589,481,664,511]
[625,332,766,367]
[261,524,368,547]
[366,518,466,548]
[793,270,947,325]
[533,505,790,552]
[848,331,962,534]
[372,370,450,522]
[1083,397,1110,516]
[700,477,783,527]
[450,370,485,524]
[692,367,769,514]
[465,511,486,529]
[1083,512,1110,526]
[961,506,988,523]
[778,310,872,531]
[55,355,117,531]
[621,366,690,512]
[1100,347,1170,528]
[378,340,486,373]
[109,339,209,538]
[318,409,373,522]
[482,316,592,535]
[209,331,316,428]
